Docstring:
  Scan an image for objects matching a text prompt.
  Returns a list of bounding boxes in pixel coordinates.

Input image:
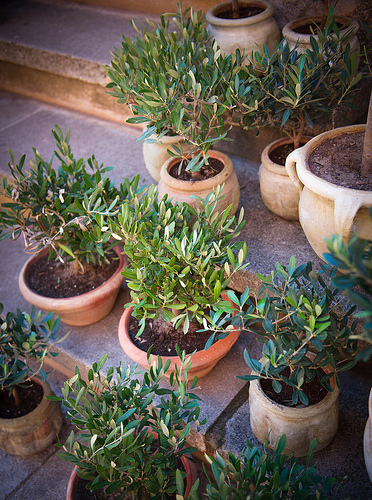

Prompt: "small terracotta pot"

[364,388,372,482]
[249,370,339,457]
[158,150,240,216]
[66,453,197,500]
[143,131,191,182]
[285,124,371,260]
[19,246,127,326]
[282,16,360,55]
[259,137,310,220]
[118,295,241,379]
[0,377,63,456]
[206,0,280,58]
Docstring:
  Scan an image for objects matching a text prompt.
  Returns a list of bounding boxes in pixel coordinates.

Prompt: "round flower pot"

[158,150,240,215]
[249,372,340,457]
[118,296,241,379]
[66,453,198,500]
[259,137,310,221]
[282,16,360,54]
[364,388,372,482]
[19,246,127,326]
[206,0,280,58]
[0,377,63,456]
[285,124,372,260]
[143,132,191,183]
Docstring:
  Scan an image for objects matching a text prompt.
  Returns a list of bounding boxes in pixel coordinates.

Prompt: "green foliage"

[0,126,142,269]
[106,3,257,171]
[0,303,65,392]
[237,9,366,148]
[207,258,359,406]
[50,350,205,499]
[89,183,247,335]
[197,436,343,500]
[324,210,372,361]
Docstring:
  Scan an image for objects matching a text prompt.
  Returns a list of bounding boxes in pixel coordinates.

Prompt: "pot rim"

[19,245,127,308]
[261,136,312,176]
[286,124,371,199]
[282,15,359,42]
[160,150,234,192]
[206,0,274,27]
[250,372,340,418]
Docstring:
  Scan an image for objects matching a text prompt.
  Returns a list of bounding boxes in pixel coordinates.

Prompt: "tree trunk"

[232,0,240,19]
[361,92,372,178]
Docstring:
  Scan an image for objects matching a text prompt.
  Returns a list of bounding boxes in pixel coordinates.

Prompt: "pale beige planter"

[364,388,372,482]
[0,378,63,456]
[259,137,310,221]
[249,374,340,457]
[285,125,372,260]
[282,16,360,55]
[143,133,190,182]
[206,0,279,58]
[19,246,127,326]
[158,150,240,215]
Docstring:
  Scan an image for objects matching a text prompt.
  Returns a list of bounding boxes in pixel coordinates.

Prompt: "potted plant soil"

[207,257,359,456]
[91,183,248,378]
[238,12,365,220]
[324,216,372,482]
[106,3,257,215]
[200,435,342,499]
[0,303,66,455]
[0,126,140,325]
[50,352,203,499]
[206,0,280,58]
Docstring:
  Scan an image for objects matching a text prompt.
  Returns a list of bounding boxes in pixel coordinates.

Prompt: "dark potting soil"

[129,316,213,356]
[0,380,43,418]
[308,131,372,191]
[261,368,328,407]
[293,19,346,35]
[169,157,223,181]
[269,143,296,166]
[26,250,120,298]
[216,5,265,20]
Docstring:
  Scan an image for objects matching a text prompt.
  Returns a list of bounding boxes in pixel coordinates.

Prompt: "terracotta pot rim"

[250,372,339,418]
[0,377,51,424]
[19,245,127,307]
[207,0,274,27]
[283,15,359,41]
[286,124,370,198]
[160,150,233,191]
[143,130,186,145]
[261,136,312,176]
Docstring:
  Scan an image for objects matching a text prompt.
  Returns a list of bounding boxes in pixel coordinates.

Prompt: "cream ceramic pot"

[285,125,371,260]
[143,132,190,182]
[364,388,372,482]
[158,150,240,215]
[206,0,280,58]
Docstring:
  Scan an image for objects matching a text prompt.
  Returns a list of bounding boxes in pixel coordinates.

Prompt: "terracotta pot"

[206,0,280,58]
[282,16,360,55]
[285,124,372,260]
[66,453,197,500]
[158,150,240,215]
[143,132,191,183]
[249,371,340,457]
[364,388,372,482]
[259,137,311,220]
[19,246,127,326]
[0,377,63,456]
[118,295,241,379]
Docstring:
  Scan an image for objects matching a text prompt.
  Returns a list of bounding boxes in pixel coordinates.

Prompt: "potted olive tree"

[51,351,204,499]
[0,126,141,325]
[86,182,248,378]
[238,11,365,220]
[0,303,66,455]
[205,257,359,456]
[106,3,259,215]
